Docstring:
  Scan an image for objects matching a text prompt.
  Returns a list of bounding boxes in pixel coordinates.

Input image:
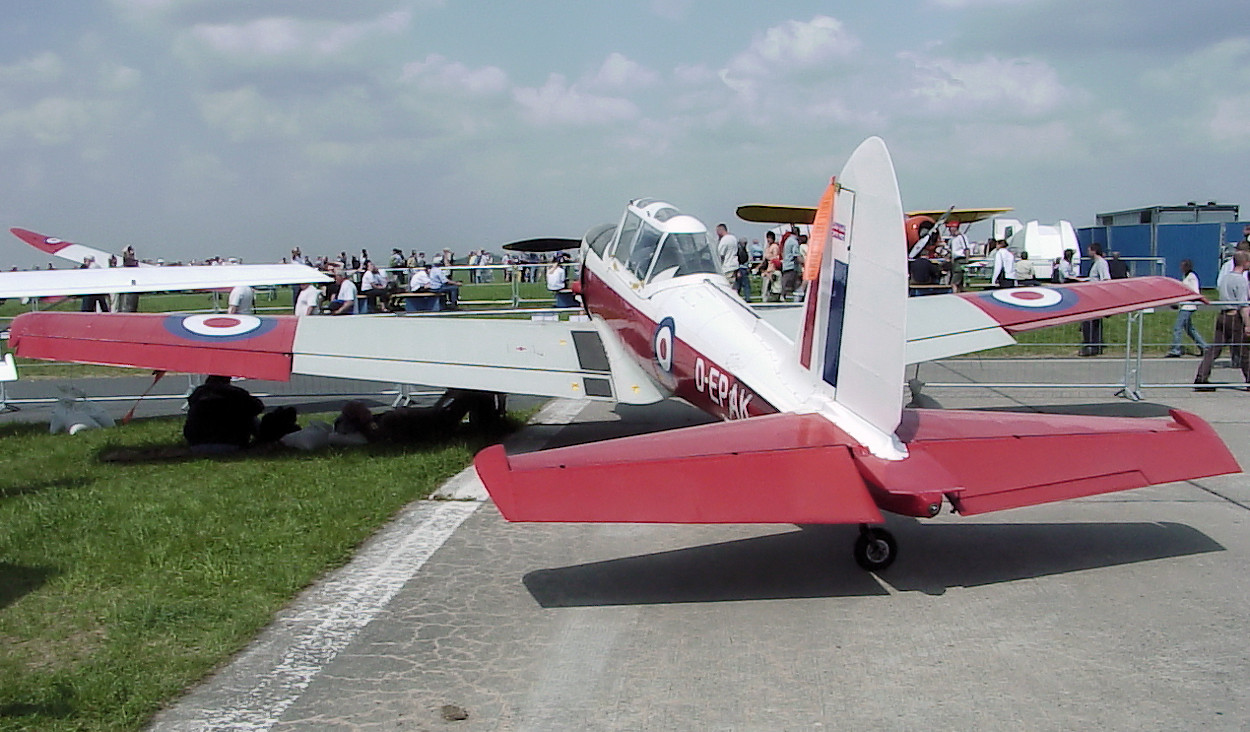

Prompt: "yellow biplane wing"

[737,204,1012,225]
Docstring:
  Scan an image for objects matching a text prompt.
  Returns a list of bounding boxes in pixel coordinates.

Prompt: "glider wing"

[0,263,328,299]
[8,312,665,402]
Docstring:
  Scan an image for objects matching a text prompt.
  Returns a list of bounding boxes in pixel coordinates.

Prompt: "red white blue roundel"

[983,287,1079,312]
[164,314,278,342]
[653,317,675,373]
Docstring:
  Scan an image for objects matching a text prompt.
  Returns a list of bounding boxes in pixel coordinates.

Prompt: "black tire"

[853,528,898,571]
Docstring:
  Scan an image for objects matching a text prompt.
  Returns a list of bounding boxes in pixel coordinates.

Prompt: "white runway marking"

[152,498,479,731]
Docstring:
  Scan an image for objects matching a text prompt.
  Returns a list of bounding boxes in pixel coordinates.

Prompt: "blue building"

[1078,203,1246,286]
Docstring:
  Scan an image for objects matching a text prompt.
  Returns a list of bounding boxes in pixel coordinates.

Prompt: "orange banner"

[803,177,837,282]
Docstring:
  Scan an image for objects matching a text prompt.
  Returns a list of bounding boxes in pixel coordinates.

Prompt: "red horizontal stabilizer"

[476,413,883,524]
[856,408,1240,516]
[10,312,298,381]
[962,277,1200,332]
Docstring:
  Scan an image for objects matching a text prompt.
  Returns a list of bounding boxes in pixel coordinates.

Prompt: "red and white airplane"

[8,138,1238,569]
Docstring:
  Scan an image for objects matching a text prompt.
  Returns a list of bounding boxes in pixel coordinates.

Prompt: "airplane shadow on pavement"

[524,519,1223,607]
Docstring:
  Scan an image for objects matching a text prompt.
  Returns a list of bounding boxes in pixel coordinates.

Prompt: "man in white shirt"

[227,284,254,315]
[360,262,389,313]
[990,239,1015,288]
[329,272,357,315]
[294,282,321,316]
[1196,251,1250,389]
[716,223,750,300]
[946,222,970,292]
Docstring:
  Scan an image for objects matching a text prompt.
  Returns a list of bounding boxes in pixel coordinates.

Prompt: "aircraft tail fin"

[794,137,908,436]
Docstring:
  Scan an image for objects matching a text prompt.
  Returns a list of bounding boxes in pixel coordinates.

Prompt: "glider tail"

[794,136,909,436]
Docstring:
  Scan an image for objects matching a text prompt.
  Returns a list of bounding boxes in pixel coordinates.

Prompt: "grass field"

[0,413,515,731]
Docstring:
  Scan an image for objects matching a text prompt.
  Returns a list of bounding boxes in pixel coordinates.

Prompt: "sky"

[1,0,1248,266]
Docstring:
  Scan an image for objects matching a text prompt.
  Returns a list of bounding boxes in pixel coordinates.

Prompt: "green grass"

[0,413,509,731]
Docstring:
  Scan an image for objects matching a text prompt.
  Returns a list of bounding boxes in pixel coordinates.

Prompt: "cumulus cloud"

[1209,97,1250,146]
[901,53,1068,116]
[587,53,659,90]
[0,97,99,147]
[400,54,509,95]
[649,0,692,21]
[0,53,65,85]
[717,15,860,108]
[186,10,411,59]
[724,15,859,81]
[196,86,301,141]
[927,0,1036,7]
[513,73,639,126]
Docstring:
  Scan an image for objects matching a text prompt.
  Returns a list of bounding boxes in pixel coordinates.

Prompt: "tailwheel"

[853,526,897,572]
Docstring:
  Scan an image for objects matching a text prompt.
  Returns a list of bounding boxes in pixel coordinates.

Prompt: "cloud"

[0,97,99,147]
[717,15,861,106]
[587,53,659,90]
[1209,96,1250,147]
[649,0,693,21]
[927,0,1036,7]
[400,54,509,95]
[185,10,411,60]
[901,53,1069,116]
[513,73,639,126]
[724,15,859,80]
[0,52,65,85]
[196,86,302,141]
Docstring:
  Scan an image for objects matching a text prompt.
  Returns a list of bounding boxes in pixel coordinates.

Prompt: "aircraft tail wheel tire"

[854,528,897,571]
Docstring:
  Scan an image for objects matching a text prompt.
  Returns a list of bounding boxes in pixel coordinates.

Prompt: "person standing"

[1167,259,1208,357]
[990,239,1015,288]
[79,256,110,312]
[294,281,321,316]
[946,221,970,292]
[781,228,803,302]
[227,283,254,315]
[715,223,747,299]
[1195,252,1250,389]
[118,246,141,312]
[1079,243,1111,356]
[1055,248,1078,282]
[760,231,781,302]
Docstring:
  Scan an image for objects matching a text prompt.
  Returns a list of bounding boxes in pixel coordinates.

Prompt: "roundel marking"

[985,286,1078,311]
[653,317,675,373]
[164,314,278,342]
[46,237,62,244]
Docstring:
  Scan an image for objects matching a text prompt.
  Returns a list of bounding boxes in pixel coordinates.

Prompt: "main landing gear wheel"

[853,527,897,571]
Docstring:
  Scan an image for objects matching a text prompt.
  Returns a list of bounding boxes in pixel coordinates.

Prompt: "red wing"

[9,312,298,381]
[857,408,1240,516]
[476,413,884,524]
[960,277,1199,332]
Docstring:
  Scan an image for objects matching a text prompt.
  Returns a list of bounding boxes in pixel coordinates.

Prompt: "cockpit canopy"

[595,200,720,284]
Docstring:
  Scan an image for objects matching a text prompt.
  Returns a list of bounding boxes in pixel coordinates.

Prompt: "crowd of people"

[274,246,573,316]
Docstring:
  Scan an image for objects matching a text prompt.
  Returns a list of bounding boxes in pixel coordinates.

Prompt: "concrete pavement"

[138,363,1250,731]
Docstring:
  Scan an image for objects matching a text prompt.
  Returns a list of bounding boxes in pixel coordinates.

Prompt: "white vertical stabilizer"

[796,137,908,439]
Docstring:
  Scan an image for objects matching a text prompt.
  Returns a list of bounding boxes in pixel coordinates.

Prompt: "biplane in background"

[8,138,1235,570]
[736,202,1011,259]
